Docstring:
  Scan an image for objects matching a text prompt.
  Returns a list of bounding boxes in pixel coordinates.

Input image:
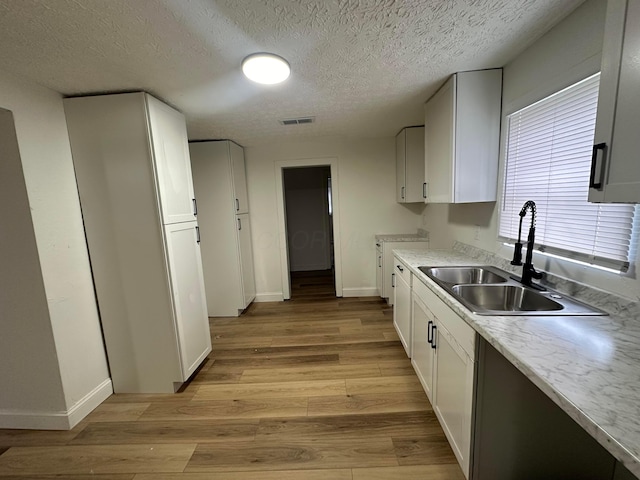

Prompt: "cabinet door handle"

[431,325,437,349]
[401,186,405,199]
[589,143,607,189]
[427,320,433,345]
[237,218,242,230]
[391,273,395,287]
[378,256,382,268]
[196,226,201,244]
[396,264,404,273]
[423,182,427,199]
[192,198,198,216]
[235,198,240,212]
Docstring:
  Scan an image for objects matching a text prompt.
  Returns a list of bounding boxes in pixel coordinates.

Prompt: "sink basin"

[419,266,508,286]
[451,284,563,313]
[418,264,607,316]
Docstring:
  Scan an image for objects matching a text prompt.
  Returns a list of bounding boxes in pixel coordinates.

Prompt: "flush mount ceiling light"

[242,53,290,85]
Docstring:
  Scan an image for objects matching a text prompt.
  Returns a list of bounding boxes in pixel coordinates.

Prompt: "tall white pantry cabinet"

[64,92,211,394]
[189,140,256,317]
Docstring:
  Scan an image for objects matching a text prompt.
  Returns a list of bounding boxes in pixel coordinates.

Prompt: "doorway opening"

[283,166,334,300]
[275,158,343,300]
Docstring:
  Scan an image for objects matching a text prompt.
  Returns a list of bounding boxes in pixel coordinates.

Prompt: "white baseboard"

[0,378,113,430]
[67,378,113,428]
[341,287,379,297]
[254,292,285,302]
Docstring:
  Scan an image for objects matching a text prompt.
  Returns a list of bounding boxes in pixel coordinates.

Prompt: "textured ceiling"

[0,0,584,146]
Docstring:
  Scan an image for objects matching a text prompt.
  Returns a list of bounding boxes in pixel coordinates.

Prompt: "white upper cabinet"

[230,141,249,214]
[424,69,502,203]
[146,96,197,224]
[396,126,425,203]
[589,0,640,203]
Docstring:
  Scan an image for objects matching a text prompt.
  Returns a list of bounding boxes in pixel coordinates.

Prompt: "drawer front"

[413,278,476,359]
[393,256,411,285]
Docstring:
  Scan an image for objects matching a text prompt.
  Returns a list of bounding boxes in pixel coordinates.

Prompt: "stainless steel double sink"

[418,266,607,316]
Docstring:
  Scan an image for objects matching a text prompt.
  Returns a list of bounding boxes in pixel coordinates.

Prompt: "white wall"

[246,136,423,298]
[0,70,111,428]
[423,0,640,302]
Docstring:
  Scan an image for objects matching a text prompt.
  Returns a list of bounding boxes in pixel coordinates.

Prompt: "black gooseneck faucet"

[511,200,544,288]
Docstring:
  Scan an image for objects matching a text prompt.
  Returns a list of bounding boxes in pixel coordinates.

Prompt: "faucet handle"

[511,242,523,266]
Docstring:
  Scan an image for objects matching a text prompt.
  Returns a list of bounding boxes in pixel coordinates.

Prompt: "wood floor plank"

[211,336,273,348]
[239,364,381,383]
[101,392,196,404]
[210,341,401,360]
[140,398,309,420]
[0,475,134,480]
[352,464,465,480]
[346,375,423,395]
[133,470,352,480]
[256,411,443,440]
[379,359,416,376]
[83,403,151,423]
[0,444,196,475]
[207,354,340,372]
[70,420,259,445]
[193,379,346,400]
[393,436,458,465]
[189,371,243,384]
[271,332,387,347]
[308,391,431,416]
[0,429,81,447]
[184,438,397,472]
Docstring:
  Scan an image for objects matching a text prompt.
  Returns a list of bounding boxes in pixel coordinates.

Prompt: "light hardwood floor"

[0,271,464,479]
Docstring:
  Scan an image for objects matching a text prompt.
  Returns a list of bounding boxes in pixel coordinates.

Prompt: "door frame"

[275,157,343,300]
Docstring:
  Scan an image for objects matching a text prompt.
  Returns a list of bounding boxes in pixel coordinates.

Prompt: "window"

[499,73,637,272]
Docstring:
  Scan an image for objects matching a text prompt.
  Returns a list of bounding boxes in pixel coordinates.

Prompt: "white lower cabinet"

[411,277,476,478]
[411,289,435,400]
[237,213,256,309]
[378,240,428,305]
[392,257,412,357]
[164,222,211,380]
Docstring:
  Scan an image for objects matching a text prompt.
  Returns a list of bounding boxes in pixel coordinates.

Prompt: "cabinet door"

[405,126,426,202]
[147,96,197,224]
[376,246,383,297]
[236,213,256,309]
[411,291,435,402]
[396,129,406,203]
[433,321,474,477]
[393,264,411,357]
[424,76,455,203]
[230,142,249,214]
[590,0,640,203]
[164,222,211,380]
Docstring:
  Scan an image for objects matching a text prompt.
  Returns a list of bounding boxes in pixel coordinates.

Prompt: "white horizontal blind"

[499,73,637,272]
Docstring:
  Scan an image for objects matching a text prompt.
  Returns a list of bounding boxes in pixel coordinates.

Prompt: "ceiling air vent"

[280,116,315,126]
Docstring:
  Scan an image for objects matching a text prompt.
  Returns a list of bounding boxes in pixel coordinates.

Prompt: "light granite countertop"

[393,248,640,477]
